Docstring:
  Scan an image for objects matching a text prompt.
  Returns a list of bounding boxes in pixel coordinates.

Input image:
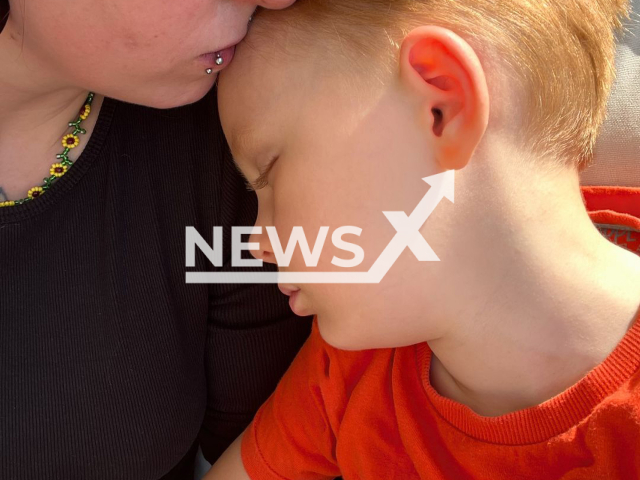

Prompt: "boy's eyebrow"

[229,125,258,159]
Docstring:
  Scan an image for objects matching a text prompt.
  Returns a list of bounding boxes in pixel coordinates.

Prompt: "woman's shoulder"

[97,87,250,227]
[108,86,227,166]
[105,86,239,192]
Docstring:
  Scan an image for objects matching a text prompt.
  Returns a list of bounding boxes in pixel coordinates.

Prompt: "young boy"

[207,0,640,478]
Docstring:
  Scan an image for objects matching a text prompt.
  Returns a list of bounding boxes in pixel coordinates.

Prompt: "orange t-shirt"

[242,187,640,480]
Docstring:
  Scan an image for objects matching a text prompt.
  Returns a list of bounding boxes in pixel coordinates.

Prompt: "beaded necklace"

[0,92,95,208]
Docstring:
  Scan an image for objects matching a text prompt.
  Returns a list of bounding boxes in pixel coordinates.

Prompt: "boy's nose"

[249,229,277,265]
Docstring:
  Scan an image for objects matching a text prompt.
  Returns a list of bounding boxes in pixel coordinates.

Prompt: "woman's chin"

[153,82,217,109]
[115,78,217,110]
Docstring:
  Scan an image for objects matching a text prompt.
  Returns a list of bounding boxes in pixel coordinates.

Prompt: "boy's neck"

[425,148,640,417]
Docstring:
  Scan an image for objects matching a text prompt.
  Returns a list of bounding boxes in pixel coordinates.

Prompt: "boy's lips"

[278,285,300,296]
[278,285,309,317]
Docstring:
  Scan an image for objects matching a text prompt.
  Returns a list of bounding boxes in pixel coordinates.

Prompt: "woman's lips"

[198,45,236,71]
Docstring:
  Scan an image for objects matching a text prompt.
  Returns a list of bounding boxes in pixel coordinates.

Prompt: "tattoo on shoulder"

[0,187,7,202]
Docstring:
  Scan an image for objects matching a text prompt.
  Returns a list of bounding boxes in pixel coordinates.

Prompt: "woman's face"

[4,0,295,107]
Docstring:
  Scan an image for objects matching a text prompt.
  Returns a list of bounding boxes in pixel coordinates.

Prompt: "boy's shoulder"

[279,320,424,431]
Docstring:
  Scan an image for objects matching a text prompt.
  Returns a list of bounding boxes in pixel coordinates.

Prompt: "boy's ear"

[399,26,490,170]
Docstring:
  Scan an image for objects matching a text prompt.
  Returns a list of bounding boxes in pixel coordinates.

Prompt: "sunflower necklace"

[0,92,95,208]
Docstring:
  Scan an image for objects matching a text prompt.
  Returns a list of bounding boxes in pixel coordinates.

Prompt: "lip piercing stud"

[215,53,224,66]
[205,68,213,75]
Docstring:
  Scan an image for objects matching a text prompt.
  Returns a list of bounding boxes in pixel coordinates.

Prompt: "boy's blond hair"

[253,0,629,168]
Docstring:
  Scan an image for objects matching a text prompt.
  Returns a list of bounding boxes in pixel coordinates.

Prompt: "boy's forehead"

[222,41,293,108]
[220,41,313,134]
[219,50,271,134]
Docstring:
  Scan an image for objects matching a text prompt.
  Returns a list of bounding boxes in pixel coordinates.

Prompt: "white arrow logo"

[187,171,455,284]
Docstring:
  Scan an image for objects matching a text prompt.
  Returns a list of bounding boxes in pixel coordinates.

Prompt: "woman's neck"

[0,17,102,200]
[425,150,640,417]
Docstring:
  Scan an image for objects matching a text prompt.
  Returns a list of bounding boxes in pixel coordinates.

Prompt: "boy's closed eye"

[236,155,279,192]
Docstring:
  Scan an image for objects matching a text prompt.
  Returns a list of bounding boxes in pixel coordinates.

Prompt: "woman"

[0,1,311,479]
